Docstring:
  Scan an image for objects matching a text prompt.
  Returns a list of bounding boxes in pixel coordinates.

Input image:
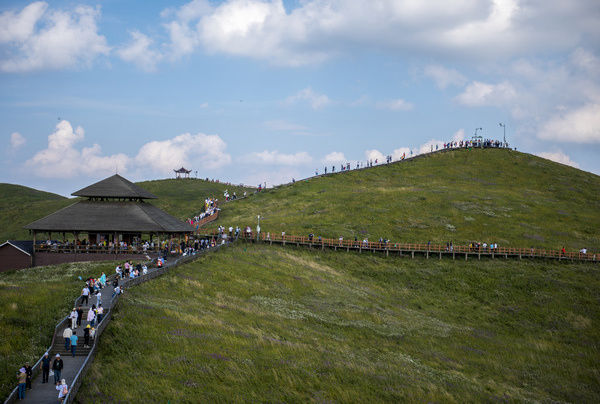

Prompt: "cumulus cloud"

[322,152,346,165]
[149,0,600,66]
[26,120,128,178]
[365,149,386,163]
[285,88,331,109]
[10,132,26,149]
[537,151,580,168]
[538,103,600,143]
[136,132,231,173]
[247,150,312,166]
[117,31,162,72]
[376,98,414,111]
[424,65,467,89]
[0,2,109,72]
[455,80,517,107]
[452,129,465,142]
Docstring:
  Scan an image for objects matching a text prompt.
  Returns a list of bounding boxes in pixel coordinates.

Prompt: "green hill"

[137,179,255,220]
[0,184,71,241]
[77,243,600,402]
[214,149,600,250]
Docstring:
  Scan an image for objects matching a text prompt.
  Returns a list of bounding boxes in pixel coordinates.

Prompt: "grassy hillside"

[134,179,255,220]
[0,184,72,241]
[214,149,600,250]
[0,261,119,399]
[77,243,600,402]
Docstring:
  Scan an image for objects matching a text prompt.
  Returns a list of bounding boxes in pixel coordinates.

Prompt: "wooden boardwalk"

[198,232,598,263]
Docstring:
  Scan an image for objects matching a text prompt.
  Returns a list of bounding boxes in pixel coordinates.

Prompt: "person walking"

[97,304,104,324]
[24,362,32,390]
[52,354,63,384]
[69,308,77,329]
[81,285,90,306]
[87,304,96,327]
[56,379,68,403]
[76,305,83,328]
[41,353,50,383]
[95,290,102,307]
[62,327,72,352]
[100,272,107,287]
[17,367,27,399]
[70,331,78,357]
[84,325,91,348]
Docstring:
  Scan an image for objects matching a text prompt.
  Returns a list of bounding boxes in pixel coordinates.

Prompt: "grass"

[137,179,255,220]
[77,243,600,402]
[213,149,600,250]
[0,183,71,241]
[0,261,120,398]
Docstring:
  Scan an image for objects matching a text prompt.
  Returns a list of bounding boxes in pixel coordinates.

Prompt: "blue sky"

[1,0,599,196]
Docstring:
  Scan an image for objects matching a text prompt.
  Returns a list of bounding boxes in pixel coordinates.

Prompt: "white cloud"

[247,150,312,166]
[538,103,600,143]
[455,80,516,107]
[0,2,109,72]
[10,132,26,149]
[391,147,410,160]
[136,132,231,173]
[417,139,446,154]
[117,31,162,72]
[452,129,465,142]
[424,65,467,89]
[376,98,414,111]
[26,120,128,178]
[285,88,331,109]
[153,0,600,66]
[322,152,346,165]
[365,149,386,163]
[537,151,580,168]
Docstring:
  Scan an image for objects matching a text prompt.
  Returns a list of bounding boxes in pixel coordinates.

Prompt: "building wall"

[0,244,32,272]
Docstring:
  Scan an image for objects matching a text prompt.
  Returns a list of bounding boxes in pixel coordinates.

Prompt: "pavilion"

[24,174,194,261]
[174,167,192,178]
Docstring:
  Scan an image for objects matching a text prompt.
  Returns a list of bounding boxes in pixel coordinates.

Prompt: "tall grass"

[78,243,600,402]
[0,261,120,398]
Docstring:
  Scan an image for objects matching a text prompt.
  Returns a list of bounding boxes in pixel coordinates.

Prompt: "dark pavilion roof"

[24,201,194,233]
[174,167,191,173]
[72,174,157,199]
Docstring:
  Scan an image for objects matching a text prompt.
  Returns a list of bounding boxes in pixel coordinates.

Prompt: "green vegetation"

[121,179,253,221]
[214,149,600,250]
[0,183,71,241]
[0,261,118,398]
[78,243,600,402]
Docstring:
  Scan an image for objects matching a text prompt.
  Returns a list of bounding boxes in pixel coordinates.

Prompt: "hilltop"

[214,149,600,250]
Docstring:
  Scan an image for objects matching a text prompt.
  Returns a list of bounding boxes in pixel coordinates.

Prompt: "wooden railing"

[192,230,599,262]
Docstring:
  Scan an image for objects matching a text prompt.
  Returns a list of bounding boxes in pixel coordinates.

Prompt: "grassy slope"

[0,261,119,398]
[0,184,71,241]
[78,243,600,403]
[132,179,255,220]
[214,149,600,250]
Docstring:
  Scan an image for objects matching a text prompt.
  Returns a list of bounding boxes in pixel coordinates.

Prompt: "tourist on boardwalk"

[69,308,77,329]
[52,354,63,384]
[70,331,78,357]
[25,362,32,390]
[95,290,102,306]
[87,304,96,327]
[97,304,104,324]
[81,285,90,305]
[17,367,27,399]
[62,327,72,351]
[76,305,83,327]
[84,325,91,348]
[100,272,107,287]
[56,379,68,403]
[41,352,50,383]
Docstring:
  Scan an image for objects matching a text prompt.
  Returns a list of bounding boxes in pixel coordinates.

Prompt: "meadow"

[0,261,119,398]
[77,243,600,402]
[214,149,600,250]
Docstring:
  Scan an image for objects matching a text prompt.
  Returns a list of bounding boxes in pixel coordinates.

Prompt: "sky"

[1,0,599,196]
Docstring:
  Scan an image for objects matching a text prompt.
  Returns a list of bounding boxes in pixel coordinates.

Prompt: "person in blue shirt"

[70,332,78,357]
